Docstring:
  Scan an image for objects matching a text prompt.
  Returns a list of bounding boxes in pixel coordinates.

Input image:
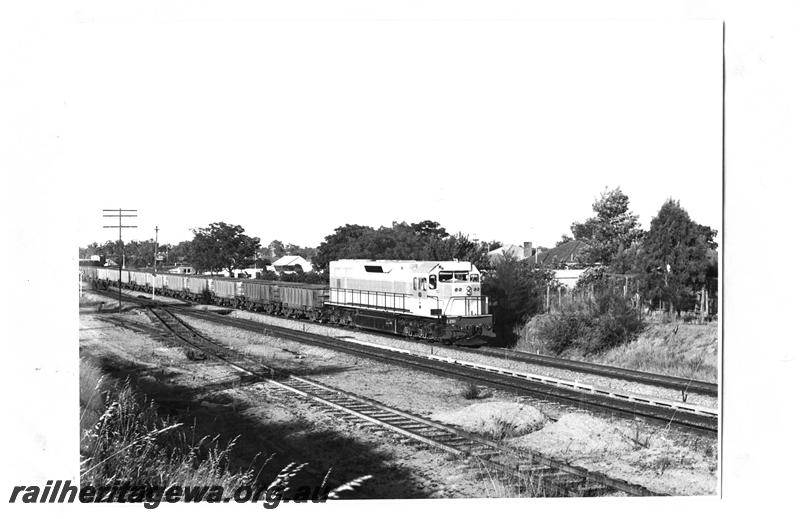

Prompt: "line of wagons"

[82,267,329,319]
[80,266,492,346]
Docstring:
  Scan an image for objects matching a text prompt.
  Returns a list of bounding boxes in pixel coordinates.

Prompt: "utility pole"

[103,209,138,312]
[153,226,159,300]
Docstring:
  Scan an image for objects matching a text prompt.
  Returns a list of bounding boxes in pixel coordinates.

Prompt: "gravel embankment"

[208,308,718,410]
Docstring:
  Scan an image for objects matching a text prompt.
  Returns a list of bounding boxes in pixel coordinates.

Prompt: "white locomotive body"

[326,259,492,341]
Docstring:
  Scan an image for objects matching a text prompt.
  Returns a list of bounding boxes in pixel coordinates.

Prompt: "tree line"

[80,189,717,340]
[564,187,718,315]
[79,219,501,280]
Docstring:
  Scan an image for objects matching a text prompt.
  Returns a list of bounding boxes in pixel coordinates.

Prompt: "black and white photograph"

[2,1,797,517]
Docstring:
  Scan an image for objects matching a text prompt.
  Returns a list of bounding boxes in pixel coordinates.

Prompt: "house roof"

[273,255,310,267]
[488,244,523,256]
[529,240,589,265]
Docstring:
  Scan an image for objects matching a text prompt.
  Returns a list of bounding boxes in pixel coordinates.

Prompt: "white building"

[167,265,196,275]
[487,242,533,265]
[272,255,314,274]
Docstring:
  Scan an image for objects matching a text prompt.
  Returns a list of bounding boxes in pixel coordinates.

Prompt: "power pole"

[103,209,138,312]
[153,225,159,300]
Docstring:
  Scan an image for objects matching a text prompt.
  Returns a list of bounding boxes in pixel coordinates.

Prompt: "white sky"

[60,19,721,248]
[4,2,800,517]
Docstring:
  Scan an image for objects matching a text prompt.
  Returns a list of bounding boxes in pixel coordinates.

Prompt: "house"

[551,269,586,289]
[167,265,196,275]
[272,255,314,274]
[487,242,534,265]
[528,240,589,267]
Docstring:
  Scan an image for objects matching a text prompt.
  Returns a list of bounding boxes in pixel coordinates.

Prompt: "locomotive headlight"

[466,286,472,296]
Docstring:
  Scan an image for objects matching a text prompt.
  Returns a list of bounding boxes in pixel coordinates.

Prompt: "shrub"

[537,294,644,356]
[537,313,593,356]
[461,382,483,400]
[483,255,552,345]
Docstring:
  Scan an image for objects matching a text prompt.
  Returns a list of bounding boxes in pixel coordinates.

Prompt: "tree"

[411,220,449,241]
[554,234,573,247]
[168,240,193,265]
[482,253,552,344]
[189,222,260,276]
[570,187,644,271]
[425,232,488,268]
[314,224,374,270]
[268,240,286,259]
[638,199,717,314]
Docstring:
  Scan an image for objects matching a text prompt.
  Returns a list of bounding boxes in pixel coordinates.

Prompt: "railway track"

[429,342,716,397]
[139,303,662,497]
[88,284,717,398]
[86,288,718,433]
[173,306,718,435]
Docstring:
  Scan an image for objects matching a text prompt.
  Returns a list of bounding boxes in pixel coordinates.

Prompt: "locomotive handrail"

[329,287,408,313]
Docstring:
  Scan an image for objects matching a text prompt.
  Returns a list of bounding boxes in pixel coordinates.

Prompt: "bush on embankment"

[535,294,645,356]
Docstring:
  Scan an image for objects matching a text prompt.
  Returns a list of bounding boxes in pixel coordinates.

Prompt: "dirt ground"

[80,289,718,497]
[217,306,718,409]
[80,294,500,498]
[433,403,717,496]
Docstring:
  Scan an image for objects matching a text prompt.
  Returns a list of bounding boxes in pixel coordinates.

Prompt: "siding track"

[173,306,718,435]
[140,303,663,497]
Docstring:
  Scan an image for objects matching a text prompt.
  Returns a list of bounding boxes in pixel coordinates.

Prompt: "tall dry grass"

[80,359,258,490]
[476,460,548,498]
[582,324,718,382]
[79,359,371,497]
[514,318,717,382]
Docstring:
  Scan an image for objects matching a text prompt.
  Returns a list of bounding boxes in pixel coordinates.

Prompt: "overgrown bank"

[515,315,718,382]
[80,359,265,492]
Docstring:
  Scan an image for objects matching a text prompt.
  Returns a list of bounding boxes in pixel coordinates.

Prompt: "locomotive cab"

[427,265,485,318]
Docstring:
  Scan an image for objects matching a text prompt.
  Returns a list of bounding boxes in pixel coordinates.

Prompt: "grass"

[581,323,718,382]
[79,358,371,498]
[515,318,718,382]
[476,460,548,498]
[80,358,260,490]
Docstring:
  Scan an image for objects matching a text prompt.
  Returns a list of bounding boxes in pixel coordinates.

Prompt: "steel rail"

[141,304,662,497]
[437,344,718,397]
[88,284,717,397]
[174,307,718,434]
[86,288,717,433]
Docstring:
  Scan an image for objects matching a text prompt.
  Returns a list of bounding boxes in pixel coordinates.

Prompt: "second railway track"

[87,288,718,434]
[171,305,718,435]
[141,303,663,497]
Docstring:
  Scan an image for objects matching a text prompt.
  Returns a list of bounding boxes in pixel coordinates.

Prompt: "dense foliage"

[189,222,260,277]
[637,199,718,313]
[482,253,552,344]
[537,293,645,355]
[313,220,497,272]
[570,187,644,271]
